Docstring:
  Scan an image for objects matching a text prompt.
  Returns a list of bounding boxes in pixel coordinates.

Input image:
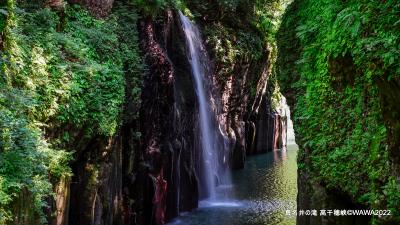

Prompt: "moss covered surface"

[2,0,399,224]
[277,0,400,223]
[0,1,142,223]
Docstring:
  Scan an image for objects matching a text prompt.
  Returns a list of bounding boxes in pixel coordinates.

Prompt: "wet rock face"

[68,136,124,225]
[136,11,200,224]
[55,7,287,225]
[10,189,42,225]
[58,179,71,224]
[137,16,175,225]
[62,10,202,225]
[133,10,290,223]
[375,75,400,179]
[297,169,371,225]
[210,48,287,168]
[132,9,286,223]
[251,96,284,155]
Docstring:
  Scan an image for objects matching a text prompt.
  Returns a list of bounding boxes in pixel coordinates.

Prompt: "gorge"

[0,0,399,225]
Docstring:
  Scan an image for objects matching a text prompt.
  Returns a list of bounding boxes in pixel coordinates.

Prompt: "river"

[168,144,298,225]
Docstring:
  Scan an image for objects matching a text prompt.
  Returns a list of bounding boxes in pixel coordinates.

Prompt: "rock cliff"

[277,0,400,224]
[0,0,287,224]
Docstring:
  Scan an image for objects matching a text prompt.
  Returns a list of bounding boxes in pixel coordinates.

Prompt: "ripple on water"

[199,200,242,208]
[167,146,298,225]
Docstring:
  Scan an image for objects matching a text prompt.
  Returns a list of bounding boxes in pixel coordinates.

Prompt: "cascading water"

[179,12,227,200]
[168,12,297,225]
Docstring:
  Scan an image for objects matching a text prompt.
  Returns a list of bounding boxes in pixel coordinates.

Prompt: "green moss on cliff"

[0,1,143,223]
[181,0,287,100]
[134,0,288,95]
[277,0,400,223]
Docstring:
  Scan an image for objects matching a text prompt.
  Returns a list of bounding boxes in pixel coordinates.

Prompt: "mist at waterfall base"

[175,12,298,225]
[168,145,298,225]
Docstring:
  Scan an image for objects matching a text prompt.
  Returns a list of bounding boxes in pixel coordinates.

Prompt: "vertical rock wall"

[136,11,201,224]
[20,1,289,224]
[68,136,124,225]
[133,9,288,223]
[277,0,400,224]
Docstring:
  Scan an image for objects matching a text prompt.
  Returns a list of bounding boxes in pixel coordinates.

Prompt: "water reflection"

[168,145,298,225]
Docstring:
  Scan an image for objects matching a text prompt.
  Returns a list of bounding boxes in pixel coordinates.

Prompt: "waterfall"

[179,12,225,200]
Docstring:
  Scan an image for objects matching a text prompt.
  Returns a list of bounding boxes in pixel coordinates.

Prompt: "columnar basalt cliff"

[277,0,400,224]
[1,0,395,224]
[132,8,288,223]
[0,0,288,225]
[136,12,202,223]
[183,1,288,168]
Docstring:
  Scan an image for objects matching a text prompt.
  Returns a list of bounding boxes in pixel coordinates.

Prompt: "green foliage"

[0,1,143,223]
[0,15,5,33]
[0,86,72,223]
[132,0,287,82]
[184,0,288,84]
[277,0,400,223]
[0,1,7,33]
[56,5,126,135]
[204,24,264,79]
[253,0,289,43]
[3,3,143,136]
[383,177,400,219]
[132,0,189,16]
[133,0,167,17]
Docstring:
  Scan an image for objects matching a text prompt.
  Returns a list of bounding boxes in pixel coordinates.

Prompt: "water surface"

[168,145,298,225]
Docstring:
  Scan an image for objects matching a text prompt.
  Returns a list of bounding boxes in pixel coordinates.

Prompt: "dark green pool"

[168,145,298,225]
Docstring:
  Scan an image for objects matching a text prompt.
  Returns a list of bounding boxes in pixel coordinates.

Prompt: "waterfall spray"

[179,12,223,200]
